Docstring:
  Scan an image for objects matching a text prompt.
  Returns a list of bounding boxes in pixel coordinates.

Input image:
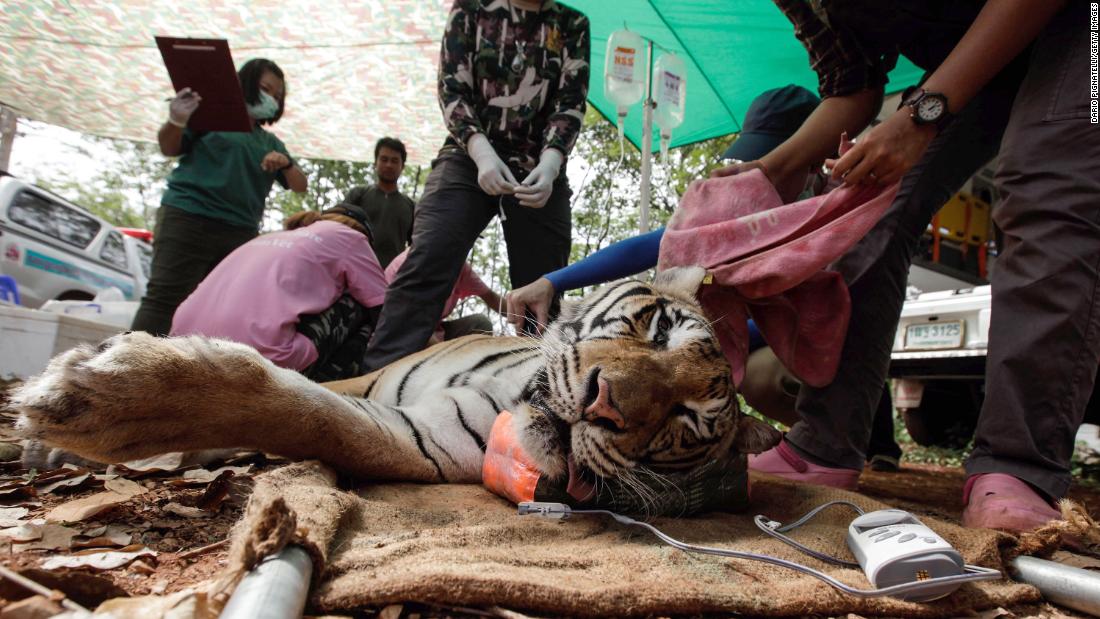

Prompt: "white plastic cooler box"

[39,300,138,329]
[0,305,124,380]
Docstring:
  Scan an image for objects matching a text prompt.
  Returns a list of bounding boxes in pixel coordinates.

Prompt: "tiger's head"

[514,267,781,487]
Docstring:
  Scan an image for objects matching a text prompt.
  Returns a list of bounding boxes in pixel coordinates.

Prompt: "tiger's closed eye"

[658,315,672,332]
[653,315,672,346]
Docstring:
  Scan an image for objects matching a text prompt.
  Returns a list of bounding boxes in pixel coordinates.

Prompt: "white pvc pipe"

[639,39,654,234]
[216,545,1100,617]
[0,106,16,172]
[220,545,313,619]
[1011,556,1100,616]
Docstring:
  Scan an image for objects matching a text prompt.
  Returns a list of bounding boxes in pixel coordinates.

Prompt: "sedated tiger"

[10,267,780,499]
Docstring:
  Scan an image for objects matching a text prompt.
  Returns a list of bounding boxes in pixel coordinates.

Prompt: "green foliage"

[35,138,173,230]
[454,109,734,319]
[31,135,432,233]
[1072,452,1100,488]
[264,158,429,230]
[33,113,736,326]
[739,395,788,432]
[567,108,733,265]
[38,179,146,229]
[891,409,1100,487]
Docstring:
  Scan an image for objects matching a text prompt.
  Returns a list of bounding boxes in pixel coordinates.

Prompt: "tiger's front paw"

[10,332,273,462]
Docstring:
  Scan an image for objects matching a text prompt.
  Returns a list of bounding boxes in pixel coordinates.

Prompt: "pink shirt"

[172,221,387,370]
[385,249,491,337]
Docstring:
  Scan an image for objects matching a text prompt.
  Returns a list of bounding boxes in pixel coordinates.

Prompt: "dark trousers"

[867,382,902,462]
[362,153,571,371]
[786,65,1017,471]
[298,294,382,382]
[742,346,900,460]
[966,4,1100,499]
[131,206,256,336]
[788,4,1099,499]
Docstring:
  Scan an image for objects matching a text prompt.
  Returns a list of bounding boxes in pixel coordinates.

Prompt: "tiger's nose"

[582,375,626,431]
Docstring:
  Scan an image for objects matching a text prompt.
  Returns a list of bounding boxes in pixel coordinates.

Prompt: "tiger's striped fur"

[10,267,780,488]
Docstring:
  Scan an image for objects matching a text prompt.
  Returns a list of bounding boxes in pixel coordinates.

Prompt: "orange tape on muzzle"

[482,410,542,505]
[482,410,752,515]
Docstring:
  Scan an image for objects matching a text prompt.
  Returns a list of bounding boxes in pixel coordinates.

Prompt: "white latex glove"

[467,133,517,196]
[514,149,563,209]
[167,87,201,128]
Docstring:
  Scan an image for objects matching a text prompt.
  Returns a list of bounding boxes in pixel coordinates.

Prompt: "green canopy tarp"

[566,0,923,151]
[0,1,922,165]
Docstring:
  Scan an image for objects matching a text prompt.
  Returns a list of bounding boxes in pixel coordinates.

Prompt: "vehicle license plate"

[904,320,964,350]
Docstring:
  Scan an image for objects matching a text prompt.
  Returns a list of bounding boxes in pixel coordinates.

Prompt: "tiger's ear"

[653,266,708,301]
[733,414,783,455]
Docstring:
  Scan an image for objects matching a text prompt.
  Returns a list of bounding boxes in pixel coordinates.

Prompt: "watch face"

[917,96,945,122]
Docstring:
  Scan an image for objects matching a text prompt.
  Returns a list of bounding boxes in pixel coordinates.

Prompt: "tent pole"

[639,40,654,234]
[411,165,423,201]
[0,106,16,172]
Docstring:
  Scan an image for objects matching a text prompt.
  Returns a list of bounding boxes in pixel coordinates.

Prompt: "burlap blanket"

[216,461,1047,617]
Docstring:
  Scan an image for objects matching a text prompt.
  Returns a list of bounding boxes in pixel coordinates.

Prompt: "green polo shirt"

[161,126,291,230]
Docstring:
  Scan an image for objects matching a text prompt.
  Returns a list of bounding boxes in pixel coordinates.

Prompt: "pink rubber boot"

[748,440,860,490]
[962,473,1062,533]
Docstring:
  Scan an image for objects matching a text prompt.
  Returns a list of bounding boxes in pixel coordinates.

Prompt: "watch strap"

[901,87,952,131]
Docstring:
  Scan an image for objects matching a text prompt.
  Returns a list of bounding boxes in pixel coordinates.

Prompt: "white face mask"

[247,91,280,120]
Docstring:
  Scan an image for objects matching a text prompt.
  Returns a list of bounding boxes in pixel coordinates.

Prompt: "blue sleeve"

[747,319,766,352]
[545,228,665,292]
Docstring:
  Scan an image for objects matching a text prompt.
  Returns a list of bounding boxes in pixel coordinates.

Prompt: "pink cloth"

[657,169,898,387]
[386,249,491,321]
[171,220,387,370]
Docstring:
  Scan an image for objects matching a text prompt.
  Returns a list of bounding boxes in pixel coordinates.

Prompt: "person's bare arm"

[158,123,185,157]
[479,289,504,315]
[282,165,308,193]
[926,1,1065,117]
[506,277,553,333]
[261,152,309,194]
[713,88,881,202]
[831,0,1068,186]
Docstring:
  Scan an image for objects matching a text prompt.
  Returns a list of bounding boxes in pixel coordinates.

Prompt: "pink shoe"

[749,440,860,490]
[962,473,1062,533]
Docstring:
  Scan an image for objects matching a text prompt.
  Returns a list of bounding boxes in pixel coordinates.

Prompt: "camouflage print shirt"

[774,0,983,98]
[438,0,590,171]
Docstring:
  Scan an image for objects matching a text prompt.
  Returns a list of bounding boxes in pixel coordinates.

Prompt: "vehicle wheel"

[56,290,94,301]
[901,381,982,448]
[1084,377,1100,426]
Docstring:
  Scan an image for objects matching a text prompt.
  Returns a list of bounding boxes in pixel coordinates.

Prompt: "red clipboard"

[155,37,252,133]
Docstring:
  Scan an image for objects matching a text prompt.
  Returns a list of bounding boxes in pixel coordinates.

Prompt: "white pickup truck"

[886,168,1000,448]
[889,285,991,447]
[889,283,1100,447]
[888,161,1100,448]
[0,174,151,308]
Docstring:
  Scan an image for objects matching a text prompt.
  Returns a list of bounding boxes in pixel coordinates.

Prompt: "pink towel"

[657,169,898,387]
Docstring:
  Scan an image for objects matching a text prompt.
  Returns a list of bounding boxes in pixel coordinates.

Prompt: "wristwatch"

[901,86,952,131]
